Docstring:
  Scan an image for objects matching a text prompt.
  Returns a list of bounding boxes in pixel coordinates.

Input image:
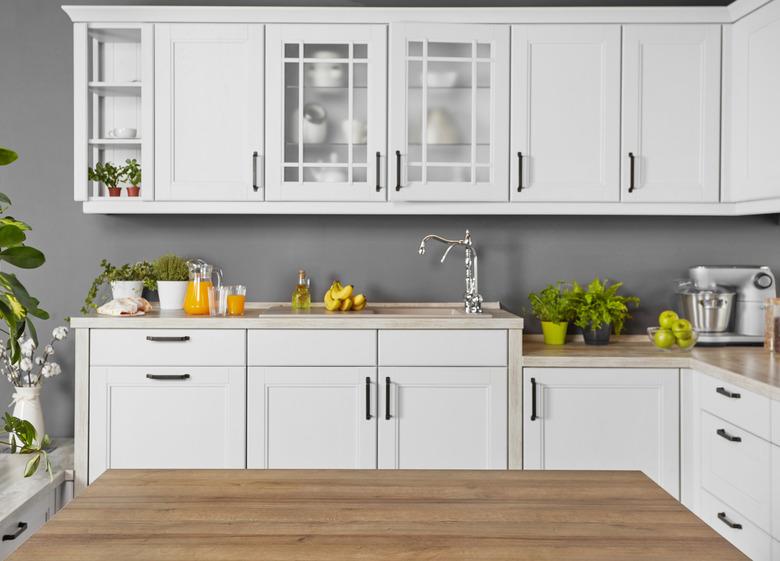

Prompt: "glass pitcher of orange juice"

[183,259,223,315]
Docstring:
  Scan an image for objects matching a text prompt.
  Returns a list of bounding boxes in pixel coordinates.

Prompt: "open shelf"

[89,138,142,145]
[89,82,142,96]
[88,28,141,44]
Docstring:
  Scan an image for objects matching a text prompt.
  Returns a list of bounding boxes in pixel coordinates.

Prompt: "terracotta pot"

[107,186,121,197]
[127,185,141,197]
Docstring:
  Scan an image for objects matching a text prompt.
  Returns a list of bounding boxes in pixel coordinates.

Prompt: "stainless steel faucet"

[418,229,483,314]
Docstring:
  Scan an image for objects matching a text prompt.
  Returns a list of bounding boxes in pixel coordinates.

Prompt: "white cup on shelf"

[107,128,137,139]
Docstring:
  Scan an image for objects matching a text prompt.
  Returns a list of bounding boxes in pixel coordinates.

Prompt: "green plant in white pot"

[528,282,576,345]
[154,253,189,310]
[571,278,640,345]
[82,259,156,313]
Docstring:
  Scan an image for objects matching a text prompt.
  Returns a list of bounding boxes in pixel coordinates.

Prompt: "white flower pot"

[111,280,144,299]
[157,280,188,310]
[11,386,45,448]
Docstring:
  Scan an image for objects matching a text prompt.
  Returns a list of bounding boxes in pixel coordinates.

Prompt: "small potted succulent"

[154,253,189,310]
[528,282,576,345]
[571,278,640,345]
[123,158,141,197]
[88,162,124,197]
[82,259,156,313]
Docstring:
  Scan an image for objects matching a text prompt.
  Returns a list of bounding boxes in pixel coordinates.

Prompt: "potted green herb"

[123,159,141,197]
[528,282,576,345]
[154,253,189,310]
[571,278,640,345]
[82,259,156,313]
[87,162,124,197]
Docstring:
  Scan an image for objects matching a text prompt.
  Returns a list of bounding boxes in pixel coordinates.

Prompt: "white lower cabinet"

[772,444,780,539]
[523,368,680,497]
[774,539,780,561]
[0,489,56,560]
[700,489,773,561]
[247,367,376,468]
[378,367,507,469]
[89,366,246,483]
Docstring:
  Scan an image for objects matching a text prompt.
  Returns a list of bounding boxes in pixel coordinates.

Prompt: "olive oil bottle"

[291,269,311,310]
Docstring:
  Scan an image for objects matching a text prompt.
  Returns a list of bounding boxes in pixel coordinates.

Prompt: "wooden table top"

[10,470,746,561]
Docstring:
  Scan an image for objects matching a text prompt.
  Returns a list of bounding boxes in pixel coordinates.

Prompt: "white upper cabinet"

[155,24,264,201]
[723,0,780,202]
[622,25,721,203]
[388,23,510,201]
[511,25,620,202]
[265,25,387,201]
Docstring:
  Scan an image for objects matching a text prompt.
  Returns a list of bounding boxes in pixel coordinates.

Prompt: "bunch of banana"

[324,281,367,312]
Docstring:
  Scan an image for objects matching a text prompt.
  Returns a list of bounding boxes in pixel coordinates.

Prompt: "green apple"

[658,310,679,330]
[671,318,693,337]
[654,328,675,349]
[676,334,696,349]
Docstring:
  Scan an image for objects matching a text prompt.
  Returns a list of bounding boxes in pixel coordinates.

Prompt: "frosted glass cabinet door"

[622,25,721,203]
[155,24,264,201]
[511,25,620,202]
[389,24,510,202]
[265,25,387,201]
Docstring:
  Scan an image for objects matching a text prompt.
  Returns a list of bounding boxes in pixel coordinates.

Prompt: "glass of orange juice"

[226,285,247,316]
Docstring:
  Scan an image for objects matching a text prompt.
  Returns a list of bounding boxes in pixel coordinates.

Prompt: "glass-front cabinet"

[389,24,510,202]
[265,25,387,201]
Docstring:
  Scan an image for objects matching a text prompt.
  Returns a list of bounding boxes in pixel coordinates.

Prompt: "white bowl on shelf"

[427,71,458,88]
[107,128,137,139]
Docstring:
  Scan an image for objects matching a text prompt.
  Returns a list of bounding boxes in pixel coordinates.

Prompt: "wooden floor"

[11,470,747,561]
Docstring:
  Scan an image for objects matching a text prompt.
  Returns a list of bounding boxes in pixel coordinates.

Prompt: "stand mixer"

[677,265,775,345]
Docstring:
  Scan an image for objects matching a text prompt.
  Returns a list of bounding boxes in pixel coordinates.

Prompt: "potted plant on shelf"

[154,253,189,310]
[82,259,156,313]
[123,158,141,197]
[87,161,124,197]
[528,282,576,345]
[571,278,640,345]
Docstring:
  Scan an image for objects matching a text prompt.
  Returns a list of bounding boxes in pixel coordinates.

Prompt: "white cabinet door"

[622,25,721,203]
[524,368,680,498]
[511,25,620,202]
[247,367,376,469]
[155,24,263,201]
[724,0,780,202]
[265,25,387,201]
[378,367,507,469]
[770,444,779,538]
[388,23,509,201]
[89,366,246,483]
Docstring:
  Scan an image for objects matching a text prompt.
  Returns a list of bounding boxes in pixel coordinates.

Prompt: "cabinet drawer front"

[248,330,376,366]
[379,330,506,366]
[772,445,780,539]
[700,374,770,440]
[700,490,772,561]
[701,411,772,532]
[0,489,54,559]
[772,400,780,446]
[90,329,245,366]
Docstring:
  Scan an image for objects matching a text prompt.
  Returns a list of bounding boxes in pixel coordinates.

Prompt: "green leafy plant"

[528,282,576,323]
[571,278,640,335]
[0,147,48,363]
[87,161,124,189]
[82,259,156,313]
[1,413,52,479]
[153,253,189,282]
[123,159,141,187]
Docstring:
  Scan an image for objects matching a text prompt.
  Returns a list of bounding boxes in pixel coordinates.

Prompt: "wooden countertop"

[10,469,746,561]
[523,339,780,399]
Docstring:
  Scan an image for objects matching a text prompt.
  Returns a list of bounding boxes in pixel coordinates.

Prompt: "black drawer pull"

[2,521,28,541]
[628,152,635,193]
[375,152,382,192]
[395,151,402,191]
[717,512,742,529]
[517,152,523,192]
[385,376,391,420]
[530,377,537,421]
[146,374,191,381]
[716,386,741,399]
[365,376,372,420]
[146,336,190,342]
[716,428,741,442]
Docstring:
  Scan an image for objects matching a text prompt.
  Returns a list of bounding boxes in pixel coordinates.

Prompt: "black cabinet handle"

[716,386,741,399]
[146,374,191,381]
[146,336,190,342]
[395,150,402,191]
[2,522,28,541]
[530,377,537,421]
[365,376,372,420]
[517,152,523,192]
[375,152,382,192]
[717,512,743,529]
[628,152,635,193]
[385,376,391,420]
[716,428,742,442]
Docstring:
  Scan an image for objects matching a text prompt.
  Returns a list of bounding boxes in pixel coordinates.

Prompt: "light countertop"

[0,439,73,522]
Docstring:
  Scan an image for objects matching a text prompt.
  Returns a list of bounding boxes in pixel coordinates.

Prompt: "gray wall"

[0,0,774,437]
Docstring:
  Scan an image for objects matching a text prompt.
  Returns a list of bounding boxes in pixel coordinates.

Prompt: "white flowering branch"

[2,326,68,388]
